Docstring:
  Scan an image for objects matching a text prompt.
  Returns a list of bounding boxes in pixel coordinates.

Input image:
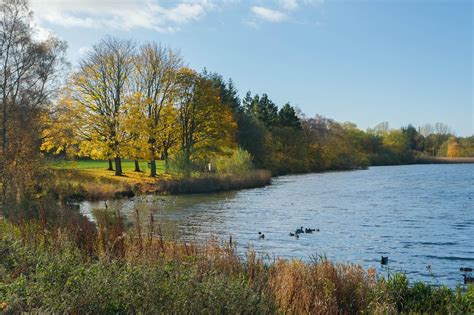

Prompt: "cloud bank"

[247,0,324,27]
[30,0,215,33]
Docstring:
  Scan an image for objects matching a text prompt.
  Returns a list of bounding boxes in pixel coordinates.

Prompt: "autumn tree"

[446,137,461,157]
[130,43,182,176]
[70,37,135,176]
[41,93,87,158]
[174,68,236,176]
[0,0,66,208]
[156,103,179,167]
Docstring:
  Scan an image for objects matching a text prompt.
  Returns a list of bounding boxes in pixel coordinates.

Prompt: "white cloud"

[251,6,287,23]
[246,0,324,27]
[30,19,54,41]
[78,46,92,57]
[30,0,215,33]
[279,0,298,11]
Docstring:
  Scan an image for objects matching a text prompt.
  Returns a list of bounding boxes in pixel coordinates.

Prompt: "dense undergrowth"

[0,206,473,314]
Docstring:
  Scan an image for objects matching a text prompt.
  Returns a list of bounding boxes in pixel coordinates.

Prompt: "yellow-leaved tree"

[447,137,460,157]
[130,43,182,176]
[174,68,236,176]
[41,93,86,159]
[69,37,135,175]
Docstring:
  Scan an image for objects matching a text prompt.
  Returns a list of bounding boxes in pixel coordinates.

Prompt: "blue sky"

[31,0,472,135]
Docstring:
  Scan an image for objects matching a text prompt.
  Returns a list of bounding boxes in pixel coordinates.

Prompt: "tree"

[446,137,460,157]
[278,103,301,130]
[0,0,66,207]
[418,123,434,137]
[370,121,390,135]
[242,91,253,113]
[175,68,236,176]
[154,102,179,169]
[255,93,278,128]
[41,93,86,158]
[203,71,241,113]
[131,43,182,176]
[70,37,135,176]
[401,124,418,150]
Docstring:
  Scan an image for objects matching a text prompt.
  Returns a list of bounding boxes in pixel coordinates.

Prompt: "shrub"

[213,148,253,175]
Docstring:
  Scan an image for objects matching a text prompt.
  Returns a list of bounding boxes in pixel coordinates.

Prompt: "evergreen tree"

[278,103,301,130]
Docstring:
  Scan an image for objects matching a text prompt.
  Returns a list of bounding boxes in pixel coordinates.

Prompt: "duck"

[460,267,473,272]
[296,227,304,234]
[463,275,474,285]
[305,228,316,233]
[381,256,388,265]
[258,232,265,239]
[289,232,295,237]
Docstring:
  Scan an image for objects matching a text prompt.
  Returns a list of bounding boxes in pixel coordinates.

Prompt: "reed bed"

[51,169,271,201]
[0,208,473,314]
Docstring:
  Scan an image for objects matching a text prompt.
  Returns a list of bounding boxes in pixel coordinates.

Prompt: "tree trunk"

[114,157,122,176]
[107,159,114,171]
[150,159,156,177]
[183,150,191,178]
[134,160,141,172]
[163,151,169,173]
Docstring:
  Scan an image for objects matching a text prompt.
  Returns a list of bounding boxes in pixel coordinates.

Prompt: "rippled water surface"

[81,164,474,286]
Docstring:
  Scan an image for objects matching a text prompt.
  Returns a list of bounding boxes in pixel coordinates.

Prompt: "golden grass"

[50,167,271,201]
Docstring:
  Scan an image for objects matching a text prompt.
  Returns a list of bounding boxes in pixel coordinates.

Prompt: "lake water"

[80,164,474,287]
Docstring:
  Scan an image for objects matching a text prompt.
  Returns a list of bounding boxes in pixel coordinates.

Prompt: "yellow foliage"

[447,138,460,157]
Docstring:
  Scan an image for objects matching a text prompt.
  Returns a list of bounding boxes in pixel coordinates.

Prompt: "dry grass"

[1,208,473,314]
[51,168,271,201]
[269,259,378,314]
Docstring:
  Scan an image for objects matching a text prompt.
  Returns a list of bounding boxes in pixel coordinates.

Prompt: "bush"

[213,148,253,175]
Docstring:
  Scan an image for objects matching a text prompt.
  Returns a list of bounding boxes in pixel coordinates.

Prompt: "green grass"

[49,159,167,173]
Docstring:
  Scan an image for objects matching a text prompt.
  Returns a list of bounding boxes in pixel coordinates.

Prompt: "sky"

[30,0,473,136]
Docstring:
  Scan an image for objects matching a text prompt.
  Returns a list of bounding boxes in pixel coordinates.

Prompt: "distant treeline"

[210,84,474,174]
[40,36,474,177]
[1,0,473,209]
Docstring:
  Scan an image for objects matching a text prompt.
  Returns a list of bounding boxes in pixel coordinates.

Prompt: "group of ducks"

[257,226,320,240]
[289,226,320,239]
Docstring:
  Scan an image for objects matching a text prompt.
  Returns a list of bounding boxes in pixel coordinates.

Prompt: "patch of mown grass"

[49,159,167,173]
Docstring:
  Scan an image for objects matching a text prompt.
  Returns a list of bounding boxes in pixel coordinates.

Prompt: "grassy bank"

[47,156,474,202]
[48,160,271,201]
[0,214,473,314]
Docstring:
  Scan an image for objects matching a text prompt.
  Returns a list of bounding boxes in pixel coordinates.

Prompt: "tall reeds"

[1,207,472,314]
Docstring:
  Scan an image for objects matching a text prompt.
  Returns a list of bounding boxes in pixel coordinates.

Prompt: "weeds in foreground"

[0,207,473,314]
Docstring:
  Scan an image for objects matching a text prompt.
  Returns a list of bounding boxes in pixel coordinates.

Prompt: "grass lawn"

[48,159,172,195]
[50,159,167,173]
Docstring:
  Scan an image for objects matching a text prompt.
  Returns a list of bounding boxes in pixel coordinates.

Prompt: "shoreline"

[415,157,474,164]
[59,158,473,202]
[59,169,272,202]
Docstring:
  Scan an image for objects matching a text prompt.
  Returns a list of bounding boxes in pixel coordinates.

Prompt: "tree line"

[1,0,473,208]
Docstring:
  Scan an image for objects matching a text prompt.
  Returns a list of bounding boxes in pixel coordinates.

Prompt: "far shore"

[416,157,474,164]
[54,158,473,202]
